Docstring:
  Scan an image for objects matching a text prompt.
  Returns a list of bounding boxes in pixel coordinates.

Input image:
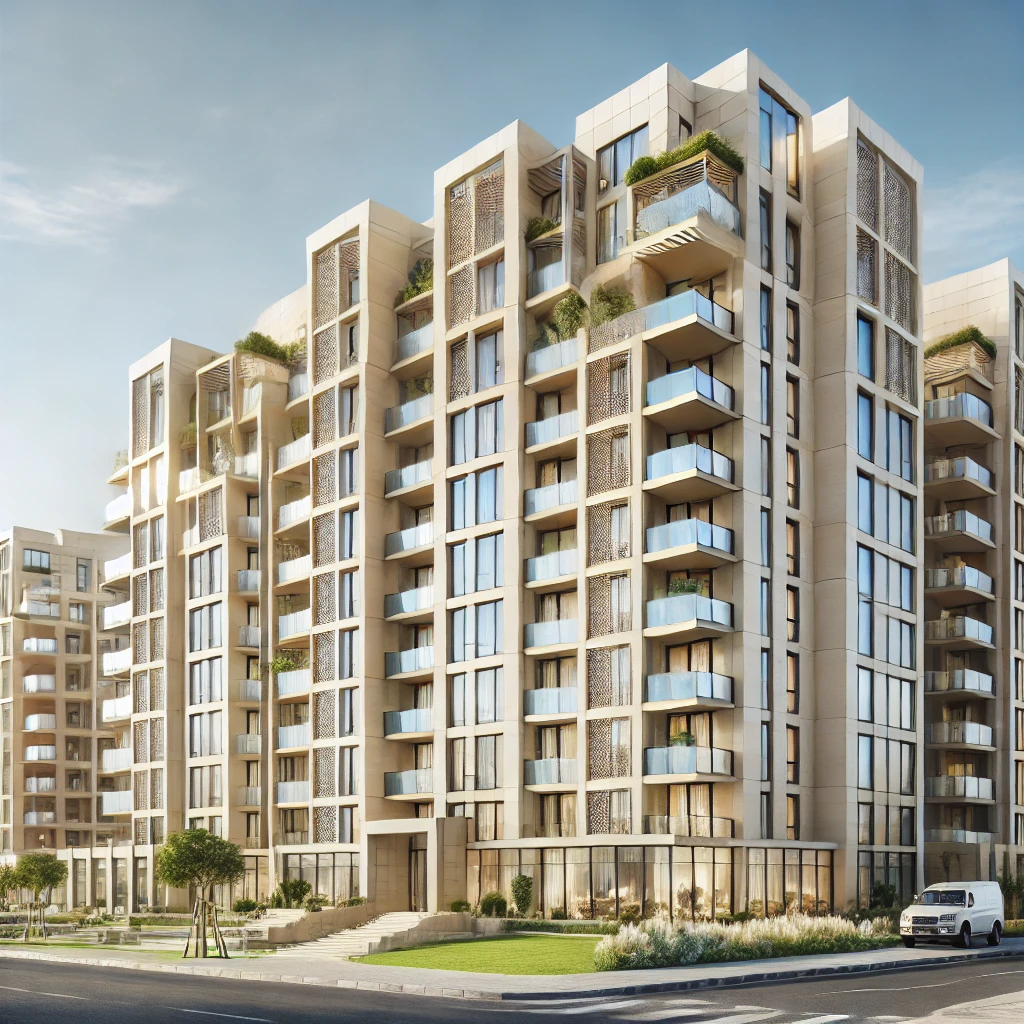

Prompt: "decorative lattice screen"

[314,452,336,508]
[150,717,164,760]
[588,427,630,496]
[132,377,149,458]
[885,250,914,333]
[134,770,148,811]
[856,139,878,231]
[449,266,474,327]
[588,502,629,564]
[313,325,338,385]
[134,816,149,845]
[587,790,610,833]
[149,617,164,661]
[588,353,630,424]
[133,574,148,616]
[450,340,471,400]
[883,161,913,263]
[449,181,473,269]
[315,804,338,843]
[339,240,360,314]
[134,721,149,763]
[314,690,336,740]
[313,513,335,567]
[314,572,336,626]
[856,230,877,304]
[314,245,339,329]
[315,631,336,683]
[199,487,222,541]
[150,568,164,611]
[151,668,165,711]
[314,389,336,449]
[151,767,163,809]
[315,747,337,798]
[474,161,504,253]
[885,329,917,405]
[134,671,149,714]
[133,622,148,664]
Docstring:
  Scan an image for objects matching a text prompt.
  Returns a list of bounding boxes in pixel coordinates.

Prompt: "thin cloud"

[0,159,181,247]
[923,160,1024,281]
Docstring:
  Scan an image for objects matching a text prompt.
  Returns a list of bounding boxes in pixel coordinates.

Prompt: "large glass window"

[857,314,875,379]
[597,125,649,193]
[857,392,873,460]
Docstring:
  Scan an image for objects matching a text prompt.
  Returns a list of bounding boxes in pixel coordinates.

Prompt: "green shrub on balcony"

[395,258,434,307]
[670,730,696,747]
[924,324,997,360]
[266,654,308,676]
[526,216,559,243]
[235,331,290,364]
[590,286,636,327]
[553,292,588,340]
[624,130,744,186]
[179,422,197,450]
[668,577,704,596]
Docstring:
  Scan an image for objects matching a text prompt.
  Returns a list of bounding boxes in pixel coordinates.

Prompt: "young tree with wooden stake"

[13,854,68,942]
[155,829,244,958]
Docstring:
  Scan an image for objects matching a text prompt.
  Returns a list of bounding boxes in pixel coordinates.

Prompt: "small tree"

[14,854,68,941]
[156,829,244,958]
[511,873,533,917]
[0,863,18,912]
[276,877,311,909]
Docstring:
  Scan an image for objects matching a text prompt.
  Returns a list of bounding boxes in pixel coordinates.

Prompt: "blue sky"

[2,0,1022,533]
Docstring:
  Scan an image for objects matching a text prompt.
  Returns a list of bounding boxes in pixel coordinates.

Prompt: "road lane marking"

[795,1016,850,1024]
[547,999,646,1014]
[827,968,1024,994]
[689,1013,781,1024]
[0,985,87,1000]
[619,1009,715,1021]
[165,1010,274,1022]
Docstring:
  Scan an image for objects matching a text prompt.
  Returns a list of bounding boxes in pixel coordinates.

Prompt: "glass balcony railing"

[287,372,309,403]
[101,791,133,815]
[237,569,261,592]
[925,828,992,844]
[924,457,993,491]
[645,518,733,557]
[22,674,56,697]
[237,786,262,805]
[23,811,57,826]
[276,781,310,804]
[385,394,433,434]
[102,649,131,675]
[385,522,433,557]
[383,708,433,736]
[528,260,565,299]
[238,515,261,540]
[923,670,994,695]
[924,393,993,427]
[646,594,733,630]
[525,410,578,448]
[277,554,310,584]
[235,734,261,755]
[277,434,311,470]
[276,669,311,698]
[239,625,261,647]
[524,619,578,648]
[104,492,132,523]
[643,814,734,838]
[278,496,311,530]
[179,467,211,494]
[924,616,993,644]
[524,758,577,785]
[524,687,578,716]
[925,566,994,594]
[278,607,311,639]
[525,549,577,583]
[925,721,993,746]
[590,290,734,353]
[925,511,993,544]
[24,714,57,731]
[101,601,131,630]
[26,746,57,761]
[385,460,432,496]
[524,479,578,516]
[646,366,734,411]
[525,338,578,379]
[238,679,262,701]
[644,671,733,704]
[101,748,132,772]
[395,322,434,363]
[643,745,733,776]
[103,552,132,581]
[277,723,310,749]
[385,647,434,677]
[924,776,994,800]
[234,453,259,478]
[384,585,434,618]
[101,696,131,722]
[24,777,57,793]
[24,637,58,654]
[646,443,733,486]
[384,768,433,796]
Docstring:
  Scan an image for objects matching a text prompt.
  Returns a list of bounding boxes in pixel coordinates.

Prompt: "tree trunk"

[198,894,207,958]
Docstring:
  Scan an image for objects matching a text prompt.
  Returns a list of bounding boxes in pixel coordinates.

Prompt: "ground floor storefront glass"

[746,848,833,916]
[856,850,915,908]
[214,855,270,908]
[280,851,359,904]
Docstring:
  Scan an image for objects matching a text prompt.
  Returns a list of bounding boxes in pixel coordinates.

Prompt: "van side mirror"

[968,894,975,907]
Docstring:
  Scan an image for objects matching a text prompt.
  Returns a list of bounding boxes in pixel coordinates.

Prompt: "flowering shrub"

[594,913,897,971]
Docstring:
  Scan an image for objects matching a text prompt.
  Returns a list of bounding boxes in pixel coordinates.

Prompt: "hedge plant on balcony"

[234,331,290,364]
[590,285,636,327]
[179,421,197,450]
[395,258,434,307]
[668,577,704,596]
[924,324,997,360]
[624,130,745,187]
[266,653,308,675]
[526,216,559,243]
[552,291,587,341]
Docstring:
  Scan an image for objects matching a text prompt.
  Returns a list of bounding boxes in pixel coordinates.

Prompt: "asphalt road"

[1,956,1023,1024]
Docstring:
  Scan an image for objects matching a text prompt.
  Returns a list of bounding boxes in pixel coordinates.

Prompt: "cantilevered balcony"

[179,466,213,494]
[924,511,994,553]
[524,480,578,524]
[276,554,311,590]
[523,687,578,718]
[234,453,259,478]
[238,679,262,702]
[642,744,734,781]
[385,394,433,441]
[525,410,578,455]
[24,811,57,825]
[276,781,310,804]
[276,434,311,474]
[644,519,735,570]
[644,366,736,433]
[644,593,733,642]
[278,607,311,643]
[277,723,310,749]
[385,460,432,501]
[103,492,131,531]
[24,714,57,732]
[103,552,132,584]
[24,777,57,793]
[924,566,994,607]
[101,696,131,723]
[525,338,578,387]
[643,671,734,710]
[102,601,131,630]
[924,828,992,844]
[643,815,734,838]
[924,670,994,698]
[924,776,994,802]
[277,495,311,533]
[235,734,261,755]
[276,669,311,699]
[23,638,58,654]
[101,748,132,773]
[238,515,261,541]
[383,708,433,740]
[101,790,132,815]
[384,768,433,799]
[22,675,56,694]
[236,787,262,806]
[923,457,995,500]
[384,585,434,622]
[524,619,578,652]
[924,615,993,649]
[925,721,994,748]
[924,392,998,446]
[524,549,577,589]
[238,625,261,649]
[385,646,434,680]
[394,321,434,367]
[237,569,261,593]
[384,523,434,565]
[288,372,309,404]
[25,746,57,761]
[102,649,131,676]
[644,444,735,503]
[524,758,577,789]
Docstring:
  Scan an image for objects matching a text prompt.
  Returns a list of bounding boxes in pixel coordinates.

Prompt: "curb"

[1,944,1022,1002]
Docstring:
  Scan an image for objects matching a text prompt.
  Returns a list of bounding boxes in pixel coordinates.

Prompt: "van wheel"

[956,923,972,948]
[987,922,1001,946]
[902,937,916,948]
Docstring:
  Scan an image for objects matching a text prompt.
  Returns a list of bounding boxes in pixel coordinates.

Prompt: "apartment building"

[0,527,129,878]
[13,50,932,916]
[921,259,1024,884]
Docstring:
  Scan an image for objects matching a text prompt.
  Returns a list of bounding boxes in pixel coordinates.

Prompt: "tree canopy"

[14,854,67,901]
[155,829,244,894]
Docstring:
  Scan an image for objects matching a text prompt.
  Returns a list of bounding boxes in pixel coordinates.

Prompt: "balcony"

[923,457,994,500]
[24,714,57,732]
[102,649,132,676]
[525,338,578,386]
[25,745,57,761]
[102,601,131,630]
[924,828,992,845]
[179,467,213,494]
[524,549,577,588]
[103,552,132,583]
[643,745,734,780]
[643,671,734,709]
[644,519,735,571]
[524,758,577,788]
[276,781,309,804]
[924,393,998,446]
[101,696,131,723]
[23,638,58,654]
[24,777,57,793]
[277,723,310,749]
[22,674,56,694]
[383,708,433,739]
[590,289,735,361]
[276,434,311,473]
[924,566,994,607]
[924,615,993,649]
[384,646,434,680]
[384,768,433,799]
[238,678,262,701]
[527,259,566,302]
[235,734,261,755]
[924,670,994,698]
[924,776,994,802]
[277,669,311,698]
[20,599,58,618]
[101,790,133,815]
[181,524,201,550]
[278,607,311,643]
[643,815,734,838]
[103,492,132,530]
[395,322,434,366]
[523,687,578,718]
[925,511,994,553]
[237,569,261,593]
[925,721,994,749]
[241,384,262,418]
[234,452,259,478]
[277,554,311,588]
[384,523,433,563]
[239,625,261,648]
[24,811,57,826]
[238,515,261,540]
[288,372,309,404]
[644,594,733,641]
[236,787,261,806]
[101,748,132,773]
[644,366,736,433]
[644,444,735,503]
[385,394,433,439]
[277,495,311,532]
[524,480,578,523]
[525,410,579,454]
[384,585,434,622]
[524,619,578,651]
[384,460,433,501]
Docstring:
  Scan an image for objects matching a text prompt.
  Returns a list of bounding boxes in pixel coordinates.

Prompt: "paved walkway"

[0,937,1022,1000]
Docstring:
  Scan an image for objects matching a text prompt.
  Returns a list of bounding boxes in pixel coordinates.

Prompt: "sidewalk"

[1,937,1022,1001]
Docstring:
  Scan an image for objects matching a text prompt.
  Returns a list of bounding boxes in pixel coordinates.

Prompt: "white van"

[899,880,1004,948]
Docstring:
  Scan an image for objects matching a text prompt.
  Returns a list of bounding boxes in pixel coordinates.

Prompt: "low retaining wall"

[368,912,474,953]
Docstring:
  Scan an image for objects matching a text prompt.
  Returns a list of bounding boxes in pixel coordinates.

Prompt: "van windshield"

[917,890,966,906]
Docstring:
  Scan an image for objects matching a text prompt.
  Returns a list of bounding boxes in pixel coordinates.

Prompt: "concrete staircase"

[273,911,432,958]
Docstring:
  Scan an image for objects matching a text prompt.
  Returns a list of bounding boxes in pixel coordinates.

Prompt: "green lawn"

[356,934,600,975]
